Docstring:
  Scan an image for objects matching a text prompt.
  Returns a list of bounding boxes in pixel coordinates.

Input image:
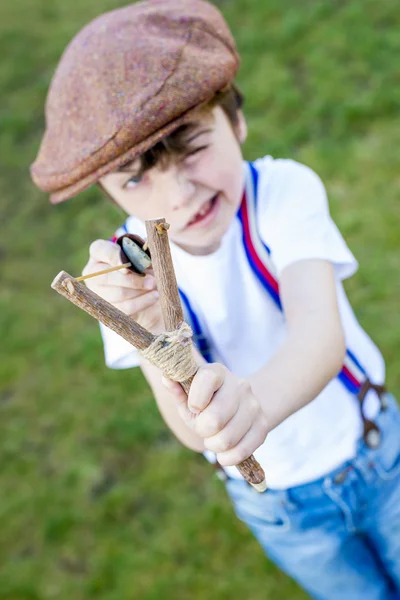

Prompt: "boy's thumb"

[161,377,198,425]
[161,376,186,399]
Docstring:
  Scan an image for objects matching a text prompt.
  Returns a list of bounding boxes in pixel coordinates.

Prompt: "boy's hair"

[119,84,244,178]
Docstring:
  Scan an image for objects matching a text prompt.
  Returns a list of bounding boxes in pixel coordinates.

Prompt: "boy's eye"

[124,174,142,188]
[186,145,208,157]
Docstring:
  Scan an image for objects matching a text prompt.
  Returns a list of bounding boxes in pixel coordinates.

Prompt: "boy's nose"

[153,166,195,211]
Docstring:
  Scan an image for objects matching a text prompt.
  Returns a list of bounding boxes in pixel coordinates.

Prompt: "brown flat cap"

[30,0,240,203]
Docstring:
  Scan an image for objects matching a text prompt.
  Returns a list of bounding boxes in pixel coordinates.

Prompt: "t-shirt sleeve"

[99,322,141,369]
[258,159,358,280]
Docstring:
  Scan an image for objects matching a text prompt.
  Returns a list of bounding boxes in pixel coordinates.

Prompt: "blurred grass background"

[0,0,399,598]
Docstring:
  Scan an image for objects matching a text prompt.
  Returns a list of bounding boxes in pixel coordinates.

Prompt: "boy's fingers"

[216,422,268,467]
[82,255,156,289]
[160,377,195,425]
[161,377,186,397]
[91,285,146,304]
[89,239,123,267]
[93,272,156,290]
[187,365,224,414]
[114,290,159,316]
[82,263,130,284]
[82,259,131,279]
[203,400,253,454]
[193,387,238,439]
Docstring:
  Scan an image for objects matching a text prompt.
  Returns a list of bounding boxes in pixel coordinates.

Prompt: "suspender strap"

[110,221,128,243]
[237,163,281,310]
[179,289,213,364]
[239,161,386,447]
[240,164,367,391]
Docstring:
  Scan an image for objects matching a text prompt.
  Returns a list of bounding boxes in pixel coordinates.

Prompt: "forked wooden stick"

[51,272,155,349]
[145,218,267,492]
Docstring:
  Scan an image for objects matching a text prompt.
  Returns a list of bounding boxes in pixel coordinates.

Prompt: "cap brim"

[49,100,211,204]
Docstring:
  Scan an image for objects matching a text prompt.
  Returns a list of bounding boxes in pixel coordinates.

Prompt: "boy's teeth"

[191,200,211,223]
[198,202,210,216]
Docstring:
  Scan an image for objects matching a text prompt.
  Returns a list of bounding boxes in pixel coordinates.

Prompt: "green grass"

[1,0,399,598]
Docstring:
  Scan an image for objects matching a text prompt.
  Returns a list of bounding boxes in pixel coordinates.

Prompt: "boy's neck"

[172,238,222,256]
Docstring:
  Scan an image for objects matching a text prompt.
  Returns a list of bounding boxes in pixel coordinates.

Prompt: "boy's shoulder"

[251,155,357,280]
[252,154,328,217]
[253,155,324,191]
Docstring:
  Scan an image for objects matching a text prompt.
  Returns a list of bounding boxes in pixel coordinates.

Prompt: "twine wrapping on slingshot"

[139,322,198,382]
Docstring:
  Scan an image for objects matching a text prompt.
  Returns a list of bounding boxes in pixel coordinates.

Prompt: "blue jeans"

[226,394,400,599]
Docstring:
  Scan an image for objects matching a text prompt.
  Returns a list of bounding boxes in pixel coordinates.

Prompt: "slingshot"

[51,218,267,492]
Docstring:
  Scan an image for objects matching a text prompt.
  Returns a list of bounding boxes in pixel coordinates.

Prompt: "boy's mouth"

[186,193,220,229]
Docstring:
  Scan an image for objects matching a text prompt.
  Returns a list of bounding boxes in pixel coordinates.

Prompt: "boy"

[31,1,400,598]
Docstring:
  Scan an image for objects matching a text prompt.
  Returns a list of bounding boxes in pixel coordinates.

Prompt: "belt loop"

[283,490,296,511]
[357,379,387,449]
[363,419,381,449]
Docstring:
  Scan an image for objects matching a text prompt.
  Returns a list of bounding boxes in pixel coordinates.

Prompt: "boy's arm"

[249,258,346,430]
[140,258,345,464]
[140,349,207,453]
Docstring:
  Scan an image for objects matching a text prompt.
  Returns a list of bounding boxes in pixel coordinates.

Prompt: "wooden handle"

[145,218,267,492]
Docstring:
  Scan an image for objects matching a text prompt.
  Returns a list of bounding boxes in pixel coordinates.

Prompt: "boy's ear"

[236,110,248,144]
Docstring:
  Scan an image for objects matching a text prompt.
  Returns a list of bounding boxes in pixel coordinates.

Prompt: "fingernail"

[144,277,156,290]
[153,291,159,299]
[189,406,200,415]
[161,376,173,390]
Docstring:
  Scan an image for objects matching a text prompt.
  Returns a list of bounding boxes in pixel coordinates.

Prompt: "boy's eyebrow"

[185,127,212,143]
[117,160,140,173]
[115,126,213,174]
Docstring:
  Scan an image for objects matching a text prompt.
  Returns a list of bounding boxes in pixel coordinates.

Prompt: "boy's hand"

[82,239,163,332]
[163,364,269,467]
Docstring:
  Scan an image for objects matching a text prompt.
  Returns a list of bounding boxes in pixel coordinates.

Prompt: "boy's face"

[100,107,247,255]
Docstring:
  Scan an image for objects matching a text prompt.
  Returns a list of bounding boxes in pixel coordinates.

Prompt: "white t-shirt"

[100,157,385,489]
